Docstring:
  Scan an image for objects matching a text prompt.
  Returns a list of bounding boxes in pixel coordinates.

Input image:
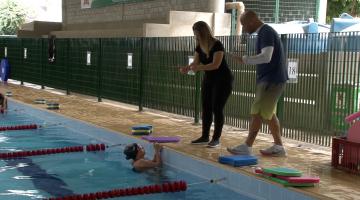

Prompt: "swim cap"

[123,143,138,160]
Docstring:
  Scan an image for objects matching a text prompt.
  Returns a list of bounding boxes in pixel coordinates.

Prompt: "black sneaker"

[207,140,220,148]
[191,137,209,145]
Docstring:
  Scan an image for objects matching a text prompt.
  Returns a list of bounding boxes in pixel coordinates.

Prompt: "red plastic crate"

[332,137,360,174]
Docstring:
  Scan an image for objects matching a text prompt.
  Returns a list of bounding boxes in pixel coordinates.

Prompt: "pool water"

[0,101,254,200]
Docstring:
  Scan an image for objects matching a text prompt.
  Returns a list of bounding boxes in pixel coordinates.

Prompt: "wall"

[62,0,225,27]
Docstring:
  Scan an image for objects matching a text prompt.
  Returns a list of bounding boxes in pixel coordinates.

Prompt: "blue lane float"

[218,155,258,167]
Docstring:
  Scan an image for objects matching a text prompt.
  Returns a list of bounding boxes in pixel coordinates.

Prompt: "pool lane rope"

[0,144,106,159]
[0,124,38,131]
[187,177,227,186]
[0,123,63,131]
[44,178,225,200]
[0,142,155,159]
[45,181,187,200]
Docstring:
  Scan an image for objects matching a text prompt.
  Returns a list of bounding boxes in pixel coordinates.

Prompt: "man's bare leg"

[268,114,282,146]
[245,114,262,147]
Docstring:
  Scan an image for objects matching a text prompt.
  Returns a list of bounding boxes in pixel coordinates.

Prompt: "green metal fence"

[1,32,360,146]
[22,38,43,85]
[3,38,22,82]
[100,38,141,105]
[43,38,69,91]
[280,33,331,145]
[142,37,198,118]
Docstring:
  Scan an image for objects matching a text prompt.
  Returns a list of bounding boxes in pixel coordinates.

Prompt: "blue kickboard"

[219,155,258,167]
[132,124,153,130]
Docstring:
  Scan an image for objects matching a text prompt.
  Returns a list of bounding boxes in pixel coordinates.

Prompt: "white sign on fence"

[187,56,195,75]
[24,48,27,59]
[81,0,92,9]
[287,58,298,83]
[127,53,133,69]
[86,51,91,66]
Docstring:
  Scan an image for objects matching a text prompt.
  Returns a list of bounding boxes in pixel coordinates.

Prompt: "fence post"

[275,0,280,23]
[138,38,144,111]
[66,39,70,95]
[41,38,45,89]
[315,0,320,22]
[97,38,102,102]
[194,72,201,124]
[277,34,288,121]
[20,38,24,85]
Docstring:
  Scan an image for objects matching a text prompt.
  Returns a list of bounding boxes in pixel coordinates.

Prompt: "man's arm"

[242,46,274,65]
[230,47,273,65]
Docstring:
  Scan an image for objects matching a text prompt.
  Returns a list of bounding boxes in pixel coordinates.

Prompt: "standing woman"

[180,21,233,148]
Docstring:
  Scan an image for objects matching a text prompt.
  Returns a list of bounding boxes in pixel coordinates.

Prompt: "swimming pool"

[0,100,256,200]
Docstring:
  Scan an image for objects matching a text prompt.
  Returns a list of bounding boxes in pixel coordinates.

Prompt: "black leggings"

[201,79,233,141]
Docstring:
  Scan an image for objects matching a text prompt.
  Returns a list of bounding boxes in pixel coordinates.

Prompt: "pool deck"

[1,82,359,200]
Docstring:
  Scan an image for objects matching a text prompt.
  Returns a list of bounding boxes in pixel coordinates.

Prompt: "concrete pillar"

[62,0,67,28]
[225,2,245,35]
[208,0,225,13]
[317,0,327,24]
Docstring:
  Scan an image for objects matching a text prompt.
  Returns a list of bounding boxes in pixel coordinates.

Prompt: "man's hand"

[229,54,245,64]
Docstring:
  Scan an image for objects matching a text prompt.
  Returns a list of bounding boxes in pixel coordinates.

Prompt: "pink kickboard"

[345,111,360,123]
[347,121,360,143]
[141,136,180,143]
[255,168,320,184]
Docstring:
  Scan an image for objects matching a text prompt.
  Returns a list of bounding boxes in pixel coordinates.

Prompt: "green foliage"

[0,0,27,35]
[327,0,360,23]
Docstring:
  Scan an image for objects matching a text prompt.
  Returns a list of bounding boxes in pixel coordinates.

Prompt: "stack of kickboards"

[47,102,60,110]
[218,155,258,167]
[131,124,153,135]
[34,98,47,104]
[255,167,320,187]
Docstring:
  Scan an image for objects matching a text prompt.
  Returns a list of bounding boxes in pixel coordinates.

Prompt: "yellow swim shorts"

[250,82,285,120]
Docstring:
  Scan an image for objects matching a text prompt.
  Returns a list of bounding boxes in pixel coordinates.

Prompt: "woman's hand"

[179,66,190,74]
[190,65,201,72]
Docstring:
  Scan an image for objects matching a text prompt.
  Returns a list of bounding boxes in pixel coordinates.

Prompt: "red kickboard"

[255,168,320,184]
[276,175,320,183]
[141,136,180,143]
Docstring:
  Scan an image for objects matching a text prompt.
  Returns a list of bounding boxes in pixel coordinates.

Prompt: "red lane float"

[46,181,187,200]
[0,124,38,131]
[0,144,106,159]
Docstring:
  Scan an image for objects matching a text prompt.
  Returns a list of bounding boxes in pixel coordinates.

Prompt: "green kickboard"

[263,167,302,177]
[267,176,314,187]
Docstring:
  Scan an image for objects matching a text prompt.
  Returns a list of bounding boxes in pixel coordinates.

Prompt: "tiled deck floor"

[2,82,359,200]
